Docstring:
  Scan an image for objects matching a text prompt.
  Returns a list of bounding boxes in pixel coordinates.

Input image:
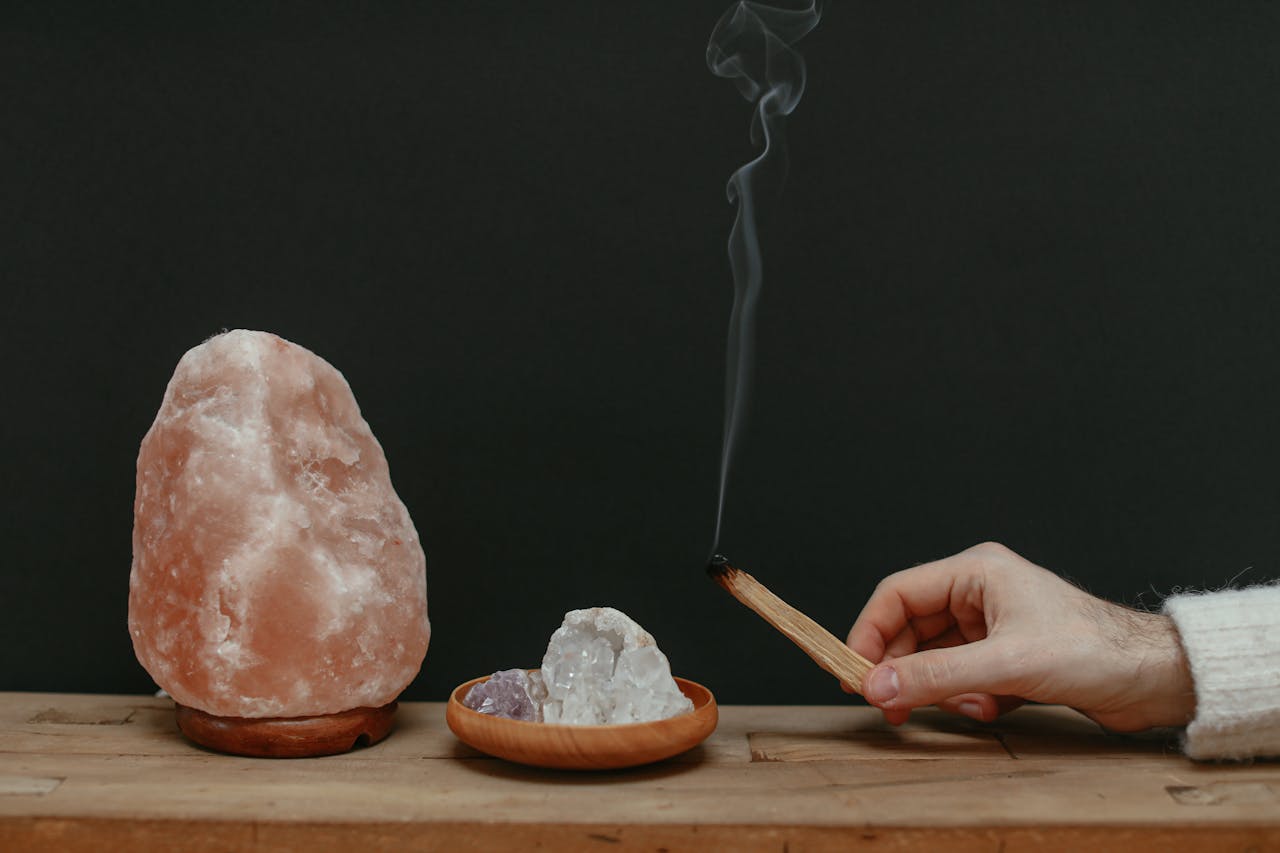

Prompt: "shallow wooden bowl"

[446,674,717,770]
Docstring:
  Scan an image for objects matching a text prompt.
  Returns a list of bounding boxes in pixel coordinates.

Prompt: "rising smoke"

[707,1,822,555]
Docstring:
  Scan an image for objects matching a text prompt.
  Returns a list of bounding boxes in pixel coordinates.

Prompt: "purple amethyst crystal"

[462,668,546,721]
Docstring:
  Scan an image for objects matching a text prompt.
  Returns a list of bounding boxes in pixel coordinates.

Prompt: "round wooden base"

[175,702,397,758]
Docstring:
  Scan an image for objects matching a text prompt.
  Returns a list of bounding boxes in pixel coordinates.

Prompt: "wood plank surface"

[0,692,1277,851]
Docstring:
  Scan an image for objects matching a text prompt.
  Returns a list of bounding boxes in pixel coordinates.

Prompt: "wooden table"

[1,692,1276,851]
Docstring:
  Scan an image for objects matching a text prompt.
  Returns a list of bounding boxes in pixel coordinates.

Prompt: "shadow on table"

[444,741,711,784]
[748,705,1181,762]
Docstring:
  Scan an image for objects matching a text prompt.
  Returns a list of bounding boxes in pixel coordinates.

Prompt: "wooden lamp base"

[175,702,397,758]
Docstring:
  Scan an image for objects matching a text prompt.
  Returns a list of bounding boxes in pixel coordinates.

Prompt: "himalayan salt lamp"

[128,330,429,757]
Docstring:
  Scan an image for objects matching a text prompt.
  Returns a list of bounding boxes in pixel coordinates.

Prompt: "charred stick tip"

[706,554,740,586]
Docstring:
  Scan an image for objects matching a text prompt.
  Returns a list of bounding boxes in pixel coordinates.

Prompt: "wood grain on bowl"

[446,676,717,770]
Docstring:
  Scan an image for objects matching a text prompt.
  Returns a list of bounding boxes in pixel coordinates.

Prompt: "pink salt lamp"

[128,330,429,757]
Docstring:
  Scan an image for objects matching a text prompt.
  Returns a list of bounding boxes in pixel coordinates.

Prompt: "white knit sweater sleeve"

[1163,584,1280,760]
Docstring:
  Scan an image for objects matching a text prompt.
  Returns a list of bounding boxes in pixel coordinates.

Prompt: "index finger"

[845,553,983,662]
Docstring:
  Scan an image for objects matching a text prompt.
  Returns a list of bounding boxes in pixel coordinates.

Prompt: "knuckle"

[971,541,1012,560]
[967,541,1027,581]
[872,573,902,597]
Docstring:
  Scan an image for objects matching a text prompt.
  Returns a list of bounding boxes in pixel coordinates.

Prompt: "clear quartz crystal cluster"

[463,607,693,725]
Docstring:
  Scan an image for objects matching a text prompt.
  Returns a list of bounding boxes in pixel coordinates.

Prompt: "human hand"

[846,542,1195,732]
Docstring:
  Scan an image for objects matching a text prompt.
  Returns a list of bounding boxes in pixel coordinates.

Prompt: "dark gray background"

[4,2,1280,705]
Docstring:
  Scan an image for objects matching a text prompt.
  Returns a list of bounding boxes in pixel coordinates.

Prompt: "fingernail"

[958,701,983,720]
[865,666,899,704]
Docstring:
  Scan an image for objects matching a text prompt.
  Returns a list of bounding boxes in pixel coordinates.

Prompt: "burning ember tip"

[706,554,737,581]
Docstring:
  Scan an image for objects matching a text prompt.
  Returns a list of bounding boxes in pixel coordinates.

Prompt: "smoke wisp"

[707,1,822,555]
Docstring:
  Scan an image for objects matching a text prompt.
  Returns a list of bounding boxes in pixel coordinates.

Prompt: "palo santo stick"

[707,554,875,696]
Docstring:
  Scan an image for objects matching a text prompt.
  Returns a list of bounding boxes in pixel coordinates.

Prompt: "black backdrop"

[5,2,1280,705]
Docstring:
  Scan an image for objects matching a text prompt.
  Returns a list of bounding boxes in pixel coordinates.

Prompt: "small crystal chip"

[462,669,544,722]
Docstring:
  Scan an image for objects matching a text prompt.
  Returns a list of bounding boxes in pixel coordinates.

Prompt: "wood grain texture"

[174,702,397,758]
[2,692,1279,851]
[709,559,875,692]
[445,676,717,769]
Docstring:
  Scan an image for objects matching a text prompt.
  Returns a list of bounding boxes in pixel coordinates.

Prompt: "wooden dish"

[446,674,717,770]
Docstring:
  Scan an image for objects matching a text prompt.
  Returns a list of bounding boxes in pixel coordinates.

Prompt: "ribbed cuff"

[1164,584,1280,760]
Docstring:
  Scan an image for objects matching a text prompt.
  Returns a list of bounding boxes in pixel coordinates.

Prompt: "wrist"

[1139,613,1197,728]
[1082,603,1197,731]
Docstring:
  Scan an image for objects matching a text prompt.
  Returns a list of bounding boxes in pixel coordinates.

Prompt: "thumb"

[862,641,1011,711]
